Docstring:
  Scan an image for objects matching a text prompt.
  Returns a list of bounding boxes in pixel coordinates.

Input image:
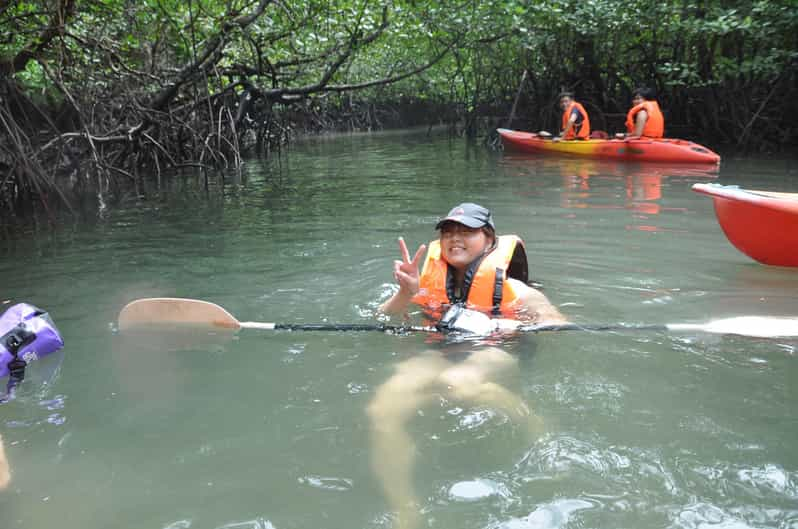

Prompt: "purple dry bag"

[1,303,64,380]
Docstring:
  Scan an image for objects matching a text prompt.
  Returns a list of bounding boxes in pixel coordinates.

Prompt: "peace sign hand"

[393,237,426,297]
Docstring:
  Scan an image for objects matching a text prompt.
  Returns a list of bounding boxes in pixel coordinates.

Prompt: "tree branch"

[0,0,76,76]
[148,0,275,111]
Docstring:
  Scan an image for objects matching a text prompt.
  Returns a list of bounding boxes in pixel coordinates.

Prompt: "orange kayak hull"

[693,184,798,267]
[497,128,721,164]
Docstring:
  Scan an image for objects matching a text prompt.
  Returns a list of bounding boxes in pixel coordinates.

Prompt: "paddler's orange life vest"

[412,235,529,317]
[561,101,590,140]
[626,100,664,138]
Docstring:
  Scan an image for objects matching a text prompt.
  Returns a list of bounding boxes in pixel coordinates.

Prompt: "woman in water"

[368,202,566,529]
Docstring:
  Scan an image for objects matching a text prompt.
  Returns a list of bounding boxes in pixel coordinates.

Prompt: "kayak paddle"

[118,298,434,333]
[522,318,798,339]
[118,298,798,339]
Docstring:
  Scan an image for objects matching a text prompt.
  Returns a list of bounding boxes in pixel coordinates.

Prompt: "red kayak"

[498,128,720,164]
[692,183,798,267]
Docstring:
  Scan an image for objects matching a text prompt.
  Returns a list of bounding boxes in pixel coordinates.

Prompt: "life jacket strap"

[446,252,487,304]
[492,267,504,316]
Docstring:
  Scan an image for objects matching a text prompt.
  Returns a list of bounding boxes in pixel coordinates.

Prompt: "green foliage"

[0,0,795,143]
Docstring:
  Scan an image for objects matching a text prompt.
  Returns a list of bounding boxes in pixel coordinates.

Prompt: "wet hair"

[632,87,657,101]
[482,226,497,250]
[558,91,574,102]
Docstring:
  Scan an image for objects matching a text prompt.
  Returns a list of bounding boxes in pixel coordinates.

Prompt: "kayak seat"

[590,130,609,139]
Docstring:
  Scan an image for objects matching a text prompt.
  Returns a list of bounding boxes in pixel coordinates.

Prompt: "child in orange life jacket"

[552,92,590,142]
[379,202,565,325]
[616,86,665,140]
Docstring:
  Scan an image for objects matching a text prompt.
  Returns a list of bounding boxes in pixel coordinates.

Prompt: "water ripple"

[163,520,192,529]
[40,394,67,410]
[517,435,632,476]
[453,409,504,432]
[448,478,512,502]
[214,519,276,529]
[689,463,797,501]
[347,382,369,394]
[298,474,354,491]
[46,413,66,425]
[490,498,595,529]
[551,375,628,415]
[670,501,798,529]
[736,464,795,497]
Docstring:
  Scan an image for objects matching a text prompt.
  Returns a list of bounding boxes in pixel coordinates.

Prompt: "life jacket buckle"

[436,304,496,336]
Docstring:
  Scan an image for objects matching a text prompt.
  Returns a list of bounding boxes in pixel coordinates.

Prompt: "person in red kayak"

[553,92,590,141]
[618,86,665,139]
[369,203,566,529]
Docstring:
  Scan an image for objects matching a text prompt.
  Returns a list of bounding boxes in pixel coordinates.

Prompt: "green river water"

[1,130,797,529]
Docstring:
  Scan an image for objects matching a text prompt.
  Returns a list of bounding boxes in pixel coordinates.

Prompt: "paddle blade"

[118,298,241,331]
[668,316,798,338]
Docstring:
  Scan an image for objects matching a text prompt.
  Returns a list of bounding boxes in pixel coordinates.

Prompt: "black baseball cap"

[435,203,495,230]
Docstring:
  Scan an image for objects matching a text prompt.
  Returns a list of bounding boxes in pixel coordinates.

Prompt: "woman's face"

[439,223,492,270]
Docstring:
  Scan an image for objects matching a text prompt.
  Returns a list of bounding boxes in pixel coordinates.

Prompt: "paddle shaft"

[248,321,792,337]
[239,321,670,334]
[241,322,434,333]
[520,323,668,333]
[243,319,794,338]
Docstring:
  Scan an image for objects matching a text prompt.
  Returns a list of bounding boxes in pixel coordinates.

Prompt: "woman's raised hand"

[393,237,426,297]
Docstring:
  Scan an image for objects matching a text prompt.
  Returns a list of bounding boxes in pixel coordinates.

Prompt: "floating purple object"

[0,303,64,379]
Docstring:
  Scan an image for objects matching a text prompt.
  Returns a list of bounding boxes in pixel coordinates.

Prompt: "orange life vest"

[412,235,529,317]
[626,100,664,138]
[561,101,590,140]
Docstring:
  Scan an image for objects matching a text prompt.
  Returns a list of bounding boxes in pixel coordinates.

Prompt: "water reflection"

[499,154,719,229]
[112,327,235,418]
[500,153,721,180]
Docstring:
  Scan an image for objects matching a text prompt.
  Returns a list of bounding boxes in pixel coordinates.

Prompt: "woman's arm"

[627,109,649,139]
[510,279,568,323]
[0,433,10,490]
[556,113,578,141]
[379,288,417,316]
